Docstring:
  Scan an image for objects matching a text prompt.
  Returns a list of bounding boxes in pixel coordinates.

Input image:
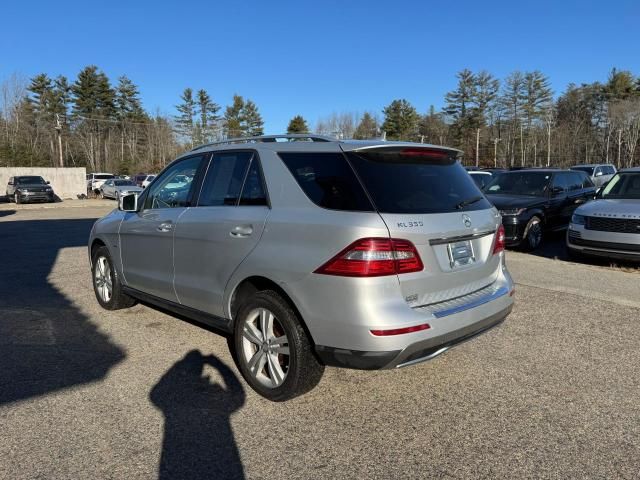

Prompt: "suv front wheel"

[233,290,324,401]
[92,246,137,310]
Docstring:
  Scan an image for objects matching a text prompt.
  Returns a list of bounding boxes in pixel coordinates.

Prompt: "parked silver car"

[567,168,640,261]
[99,179,143,200]
[88,135,515,401]
[570,164,617,188]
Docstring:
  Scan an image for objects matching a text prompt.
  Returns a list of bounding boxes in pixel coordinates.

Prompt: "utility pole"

[475,128,480,167]
[493,138,500,167]
[55,114,64,167]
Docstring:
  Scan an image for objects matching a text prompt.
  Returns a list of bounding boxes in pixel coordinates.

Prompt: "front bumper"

[501,216,527,247]
[16,192,54,203]
[567,224,640,261]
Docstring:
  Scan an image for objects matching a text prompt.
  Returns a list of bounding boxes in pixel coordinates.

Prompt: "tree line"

[1,66,639,172]
[312,68,640,169]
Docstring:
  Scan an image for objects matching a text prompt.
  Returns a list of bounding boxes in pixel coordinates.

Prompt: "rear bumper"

[316,304,511,369]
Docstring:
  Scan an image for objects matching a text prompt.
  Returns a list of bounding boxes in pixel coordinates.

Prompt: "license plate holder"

[447,240,475,268]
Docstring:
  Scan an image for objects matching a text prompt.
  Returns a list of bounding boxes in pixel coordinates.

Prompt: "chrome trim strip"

[433,285,510,318]
[396,347,450,368]
[429,230,494,246]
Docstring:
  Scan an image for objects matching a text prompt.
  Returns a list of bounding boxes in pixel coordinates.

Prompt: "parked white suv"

[87,173,115,194]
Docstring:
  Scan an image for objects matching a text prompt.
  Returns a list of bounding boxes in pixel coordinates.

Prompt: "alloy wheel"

[240,308,290,388]
[94,256,113,303]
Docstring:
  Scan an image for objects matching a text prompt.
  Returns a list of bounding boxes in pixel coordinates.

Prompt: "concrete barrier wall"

[0,167,87,200]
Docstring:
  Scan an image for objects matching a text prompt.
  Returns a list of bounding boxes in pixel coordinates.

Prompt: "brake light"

[314,238,424,277]
[493,224,506,255]
[371,323,431,336]
[400,148,450,159]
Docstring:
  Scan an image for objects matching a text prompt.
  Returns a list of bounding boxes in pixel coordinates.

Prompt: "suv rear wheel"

[233,290,324,401]
[92,246,137,310]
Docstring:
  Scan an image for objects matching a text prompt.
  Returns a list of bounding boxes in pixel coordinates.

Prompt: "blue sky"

[2,0,639,132]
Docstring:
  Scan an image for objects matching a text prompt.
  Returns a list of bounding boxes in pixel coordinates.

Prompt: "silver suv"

[567,167,640,261]
[570,164,617,188]
[89,135,514,401]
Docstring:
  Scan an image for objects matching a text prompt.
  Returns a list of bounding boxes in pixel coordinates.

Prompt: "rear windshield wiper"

[455,196,483,210]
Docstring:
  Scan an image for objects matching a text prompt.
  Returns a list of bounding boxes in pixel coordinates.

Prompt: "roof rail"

[191,134,337,151]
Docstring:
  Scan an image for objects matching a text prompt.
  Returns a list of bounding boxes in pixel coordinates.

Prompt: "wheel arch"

[228,276,316,344]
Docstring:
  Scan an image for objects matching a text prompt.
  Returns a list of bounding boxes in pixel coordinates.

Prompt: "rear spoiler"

[341,143,463,161]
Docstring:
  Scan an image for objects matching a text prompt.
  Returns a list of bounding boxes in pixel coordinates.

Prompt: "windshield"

[114,180,135,186]
[16,176,46,185]
[95,174,114,180]
[600,172,640,199]
[484,172,551,196]
[571,166,594,176]
[345,149,491,214]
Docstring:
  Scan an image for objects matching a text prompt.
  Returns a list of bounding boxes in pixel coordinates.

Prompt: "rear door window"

[197,152,252,207]
[278,152,374,211]
[346,149,491,213]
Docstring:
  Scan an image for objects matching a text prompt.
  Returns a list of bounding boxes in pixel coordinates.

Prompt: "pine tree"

[444,69,479,148]
[72,66,115,119]
[381,99,419,140]
[196,89,220,143]
[28,74,54,118]
[115,76,145,120]
[243,100,264,136]
[287,115,310,134]
[224,94,245,138]
[174,88,196,146]
[353,112,378,139]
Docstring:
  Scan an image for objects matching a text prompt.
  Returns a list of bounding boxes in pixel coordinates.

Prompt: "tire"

[521,216,543,251]
[233,290,324,401]
[100,190,105,199]
[115,191,120,203]
[91,246,137,310]
[15,193,21,205]
[6,193,12,203]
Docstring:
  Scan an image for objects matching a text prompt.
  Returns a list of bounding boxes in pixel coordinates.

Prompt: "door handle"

[230,225,253,238]
[157,222,173,232]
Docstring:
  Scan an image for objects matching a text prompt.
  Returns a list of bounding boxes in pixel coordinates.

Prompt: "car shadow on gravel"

[150,350,246,480]
[0,218,126,405]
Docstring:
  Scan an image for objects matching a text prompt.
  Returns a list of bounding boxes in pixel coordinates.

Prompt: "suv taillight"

[314,238,423,277]
[493,224,506,255]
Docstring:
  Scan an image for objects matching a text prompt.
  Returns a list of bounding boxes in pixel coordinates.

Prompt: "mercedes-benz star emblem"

[462,214,472,228]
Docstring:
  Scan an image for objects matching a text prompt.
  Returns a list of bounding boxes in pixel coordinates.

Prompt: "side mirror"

[595,171,603,177]
[119,193,139,212]
[551,186,565,196]
[8,181,13,186]
[46,181,50,184]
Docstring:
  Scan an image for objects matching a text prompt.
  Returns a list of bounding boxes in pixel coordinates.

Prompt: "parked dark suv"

[484,169,596,249]
[6,176,55,204]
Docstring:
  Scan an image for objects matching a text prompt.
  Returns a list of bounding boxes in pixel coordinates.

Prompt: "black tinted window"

[198,152,252,207]
[279,152,373,211]
[16,176,46,185]
[567,173,583,191]
[551,173,570,192]
[346,150,491,213]
[240,159,268,206]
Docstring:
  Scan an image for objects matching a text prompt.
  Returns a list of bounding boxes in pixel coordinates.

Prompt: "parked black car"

[483,169,596,249]
[6,176,55,204]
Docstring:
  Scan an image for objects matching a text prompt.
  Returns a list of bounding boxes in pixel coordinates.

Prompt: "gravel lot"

[1,201,639,479]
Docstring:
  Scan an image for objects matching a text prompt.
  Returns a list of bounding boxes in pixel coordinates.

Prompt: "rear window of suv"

[279,149,491,214]
[278,152,374,211]
[346,149,491,214]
